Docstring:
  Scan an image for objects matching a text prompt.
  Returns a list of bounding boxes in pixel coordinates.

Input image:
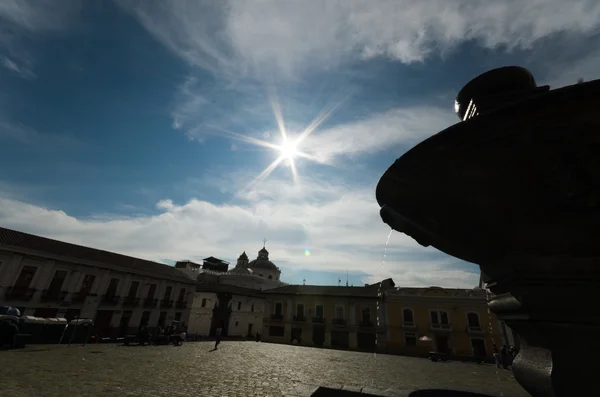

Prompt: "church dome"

[248,246,279,271]
[248,258,278,270]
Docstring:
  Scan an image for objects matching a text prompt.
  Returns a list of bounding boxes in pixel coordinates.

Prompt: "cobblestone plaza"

[0,342,528,397]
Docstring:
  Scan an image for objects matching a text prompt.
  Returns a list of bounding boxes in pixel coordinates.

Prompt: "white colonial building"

[183,246,286,337]
[0,227,196,337]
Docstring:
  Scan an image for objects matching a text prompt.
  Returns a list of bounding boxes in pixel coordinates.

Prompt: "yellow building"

[261,279,505,360]
[385,286,502,359]
[262,280,395,350]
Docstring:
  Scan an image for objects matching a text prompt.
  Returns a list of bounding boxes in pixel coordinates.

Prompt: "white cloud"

[119,0,600,79]
[302,106,456,163]
[0,172,480,288]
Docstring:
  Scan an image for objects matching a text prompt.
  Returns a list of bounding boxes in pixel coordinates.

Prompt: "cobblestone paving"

[0,342,528,397]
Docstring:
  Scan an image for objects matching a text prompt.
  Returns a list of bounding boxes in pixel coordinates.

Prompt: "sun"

[279,138,299,160]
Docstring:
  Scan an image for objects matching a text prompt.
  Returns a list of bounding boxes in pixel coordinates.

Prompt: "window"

[178,288,186,301]
[404,332,417,347]
[335,305,344,320]
[163,286,172,300]
[274,302,282,315]
[235,321,239,326]
[251,304,254,312]
[15,266,37,288]
[361,307,371,323]
[467,312,481,330]
[80,275,96,294]
[105,278,119,297]
[174,312,182,322]
[47,270,67,293]
[128,281,139,298]
[237,302,242,310]
[147,284,157,299]
[268,275,272,280]
[201,298,207,308]
[296,303,305,318]
[430,310,450,329]
[315,304,324,318]
[403,309,414,326]
[269,326,284,337]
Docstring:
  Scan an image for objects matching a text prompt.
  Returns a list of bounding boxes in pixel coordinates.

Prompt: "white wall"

[227,294,265,338]
[187,291,217,335]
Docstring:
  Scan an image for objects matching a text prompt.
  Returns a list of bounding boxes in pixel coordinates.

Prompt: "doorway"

[435,335,450,354]
[471,338,487,358]
[94,310,113,337]
[120,311,132,336]
[247,323,253,338]
[291,328,302,344]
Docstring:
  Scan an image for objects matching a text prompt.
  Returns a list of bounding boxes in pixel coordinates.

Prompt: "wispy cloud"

[303,106,456,163]
[0,119,83,149]
[2,56,35,79]
[119,0,600,80]
[0,0,81,79]
[0,170,479,288]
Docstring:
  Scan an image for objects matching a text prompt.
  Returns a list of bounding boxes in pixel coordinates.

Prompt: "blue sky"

[1,0,600,288]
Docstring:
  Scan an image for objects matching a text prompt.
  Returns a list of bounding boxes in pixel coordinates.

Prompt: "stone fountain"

[376,66,600,397]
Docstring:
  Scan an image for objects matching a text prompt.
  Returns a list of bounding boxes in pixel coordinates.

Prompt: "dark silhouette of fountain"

[376,66,600,397]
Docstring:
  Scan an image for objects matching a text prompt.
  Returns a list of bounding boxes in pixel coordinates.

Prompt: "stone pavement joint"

[0,342,528,397]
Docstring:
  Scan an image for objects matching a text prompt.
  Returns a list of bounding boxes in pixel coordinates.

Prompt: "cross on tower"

[263,238,267,248]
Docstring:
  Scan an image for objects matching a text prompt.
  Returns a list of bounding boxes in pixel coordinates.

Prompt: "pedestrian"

[492,344,502,368]
[500,344,509,369]
[214,323,223,350]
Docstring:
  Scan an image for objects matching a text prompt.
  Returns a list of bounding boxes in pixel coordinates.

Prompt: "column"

[31,259,55,300]
[0,253,23,287]
[92,270,112,296]
[65,270,85,300]
[118,274,133,297]
[324,328,332,347]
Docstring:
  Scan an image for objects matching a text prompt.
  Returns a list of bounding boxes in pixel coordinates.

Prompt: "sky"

[1,0,599,288]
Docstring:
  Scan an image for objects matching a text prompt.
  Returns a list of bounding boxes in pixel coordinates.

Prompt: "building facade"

[261,280,396,351]
[188,284,265,338]
[385,286,502,358]
[0,227,196,337]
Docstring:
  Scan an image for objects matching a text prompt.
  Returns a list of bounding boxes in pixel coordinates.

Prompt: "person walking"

[492,344,502,368]
[214,323,223,350]
[500,344,509,369]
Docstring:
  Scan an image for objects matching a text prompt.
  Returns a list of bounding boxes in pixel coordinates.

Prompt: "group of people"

[135,322,187,346]
[492,344,518,369]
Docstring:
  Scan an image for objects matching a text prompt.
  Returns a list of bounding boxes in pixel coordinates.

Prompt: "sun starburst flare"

[207,87,349,190]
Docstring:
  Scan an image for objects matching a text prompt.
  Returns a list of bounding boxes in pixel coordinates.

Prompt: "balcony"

[5,287,36,301]
[332,318,346,326]
[40,289,68,302]
[175,300,187,309]
[122,297,140,307]
[359,319,374,327]
[71,292,96,303]
[101,295,120,305]
[467,326,484,334]
[402,321,416,328]
[312,316,325,324]
[293,315,306,322]
[431,323,452,331]
[270,313,283,321]
[144,298,158,308]
[161,299,173,308]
